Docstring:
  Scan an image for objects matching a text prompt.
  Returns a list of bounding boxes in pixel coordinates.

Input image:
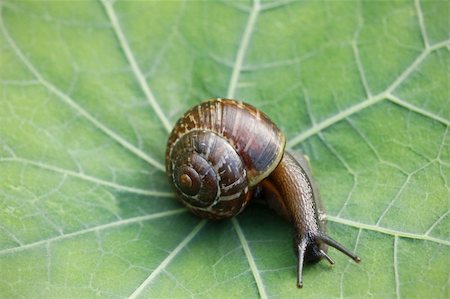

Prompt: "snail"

[165,98,360,288]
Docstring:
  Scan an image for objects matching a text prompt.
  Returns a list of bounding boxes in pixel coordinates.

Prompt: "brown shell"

[165,98,286,219]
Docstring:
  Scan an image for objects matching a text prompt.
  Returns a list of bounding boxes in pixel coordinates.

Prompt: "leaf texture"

[0,0,449,298]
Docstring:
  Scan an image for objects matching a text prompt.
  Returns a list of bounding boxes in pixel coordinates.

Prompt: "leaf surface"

[0,0,449,298]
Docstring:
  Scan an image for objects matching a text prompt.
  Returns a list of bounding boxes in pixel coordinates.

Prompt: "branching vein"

[328,215,449,246]
[288,39,450,148]
[287,93,385,148]
[0,11,165,172]
[425,209,450,236]
[386,94,449,126]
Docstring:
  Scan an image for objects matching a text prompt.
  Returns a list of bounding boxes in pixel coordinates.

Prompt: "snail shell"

[165,98,285,219]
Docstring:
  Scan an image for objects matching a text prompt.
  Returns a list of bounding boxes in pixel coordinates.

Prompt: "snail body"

[165,98,360,288]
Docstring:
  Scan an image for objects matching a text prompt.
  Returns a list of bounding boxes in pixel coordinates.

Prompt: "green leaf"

[0,0,448,298]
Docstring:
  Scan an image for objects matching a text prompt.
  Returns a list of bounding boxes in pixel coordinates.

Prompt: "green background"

[0,0,449,298]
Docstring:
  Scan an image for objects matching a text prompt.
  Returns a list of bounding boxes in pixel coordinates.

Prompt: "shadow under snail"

[165,98,361,288]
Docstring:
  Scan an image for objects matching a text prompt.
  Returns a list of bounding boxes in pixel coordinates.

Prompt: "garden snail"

[165,98,360,288]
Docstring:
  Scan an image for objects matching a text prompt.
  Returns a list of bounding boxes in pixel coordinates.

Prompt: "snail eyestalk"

[318,235,361,263]
[297,239,307,288]
[320,249,335,265]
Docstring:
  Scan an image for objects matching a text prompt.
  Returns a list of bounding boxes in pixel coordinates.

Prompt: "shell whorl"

[166,98,286,219]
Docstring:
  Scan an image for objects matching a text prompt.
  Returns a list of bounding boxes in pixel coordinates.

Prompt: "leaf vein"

[226,0,260,99]
[287,93,385,148]
[0,157,172,197]
[128,219,207,299]
[328,215,449,246]
[394,236,401,299]
[232,218,268,299]
[287,40,450,148]
[425,209,450,236]
[414,0,430,49]
[100,0,172,133]
[387,94,449,126]
[0,8,165,171]
[375,161,433,226]
[0,209,187,256]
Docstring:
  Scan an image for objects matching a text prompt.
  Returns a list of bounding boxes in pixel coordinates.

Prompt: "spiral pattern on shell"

[165,98,286,219]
